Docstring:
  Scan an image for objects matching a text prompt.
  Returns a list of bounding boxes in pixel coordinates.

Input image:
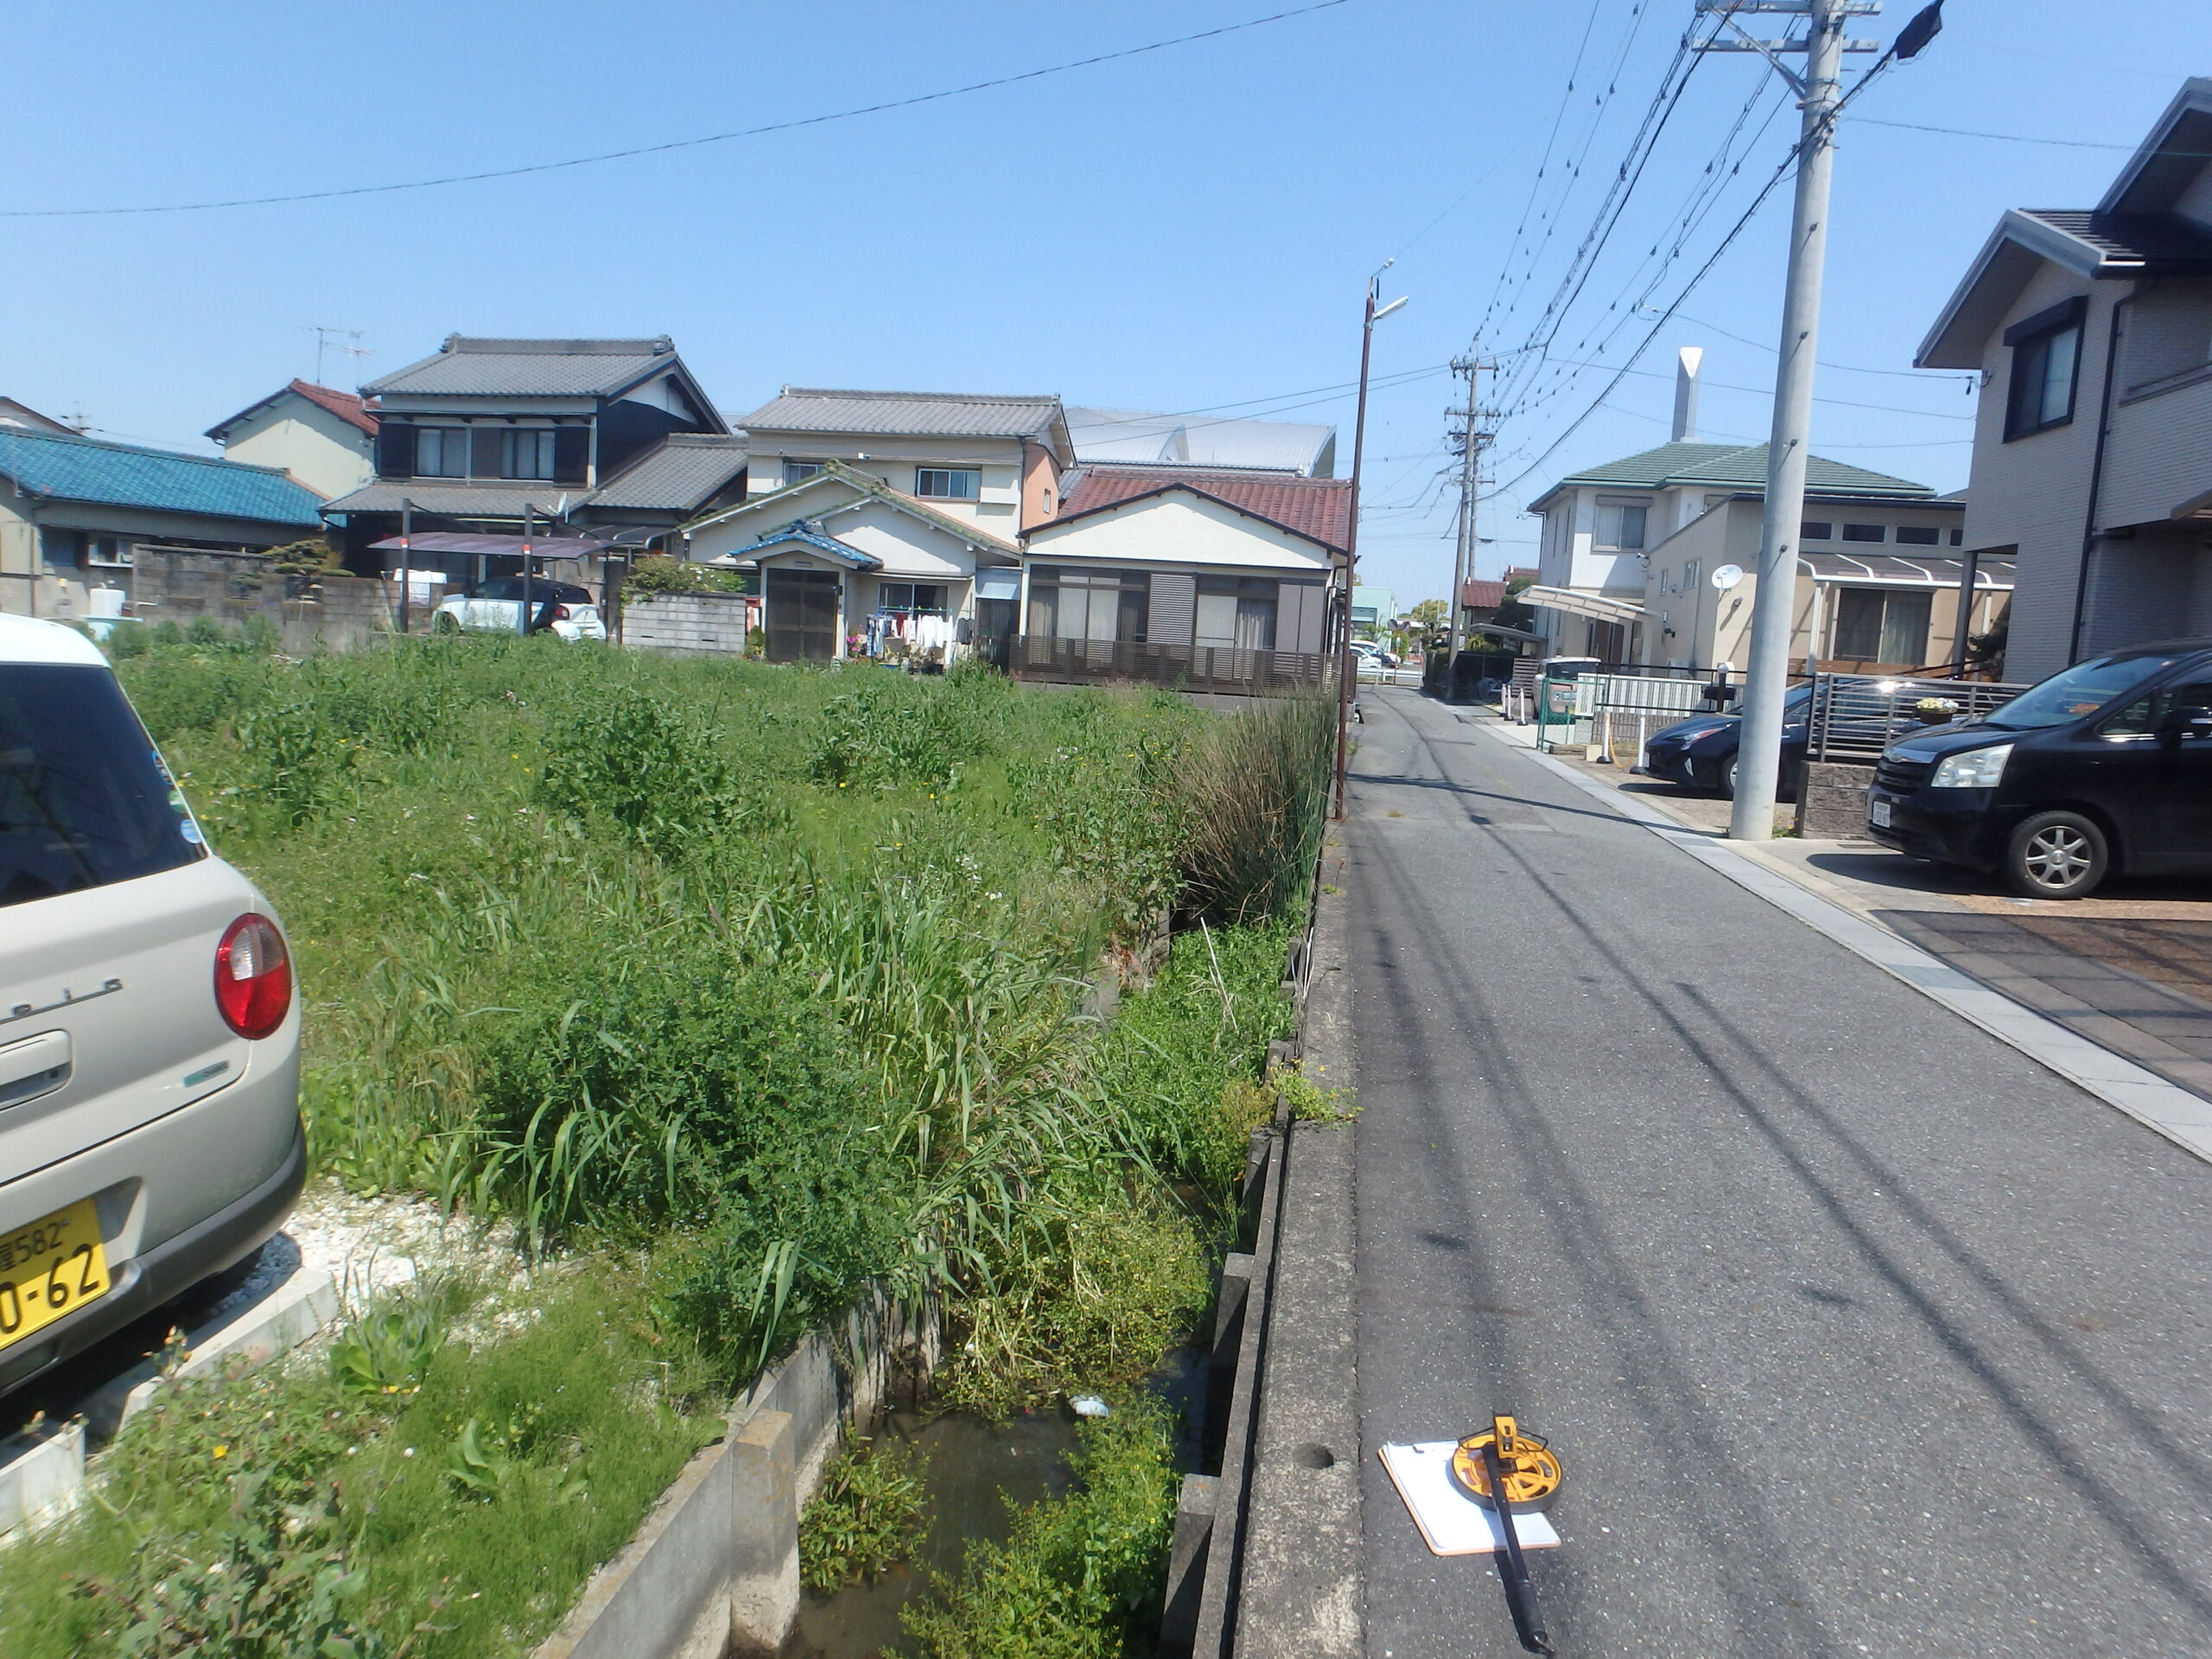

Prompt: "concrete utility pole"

[1333,270,1408,821]
[1702,0,1877,841]
[1446,352,1482,691]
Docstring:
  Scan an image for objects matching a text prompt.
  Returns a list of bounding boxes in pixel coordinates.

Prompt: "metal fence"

[1011,635,1329,693]
[1806,671,2031,763]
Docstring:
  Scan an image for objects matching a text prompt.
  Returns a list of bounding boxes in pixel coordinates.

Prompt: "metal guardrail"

[1807,671,2031,763]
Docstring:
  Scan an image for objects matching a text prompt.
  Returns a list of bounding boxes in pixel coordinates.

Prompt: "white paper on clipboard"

[1379,1441,1562,1557]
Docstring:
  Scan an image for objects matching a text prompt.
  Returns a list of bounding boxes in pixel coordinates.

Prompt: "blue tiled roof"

[0,429,323,527]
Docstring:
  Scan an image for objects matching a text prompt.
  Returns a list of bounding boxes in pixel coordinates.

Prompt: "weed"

[327,1285,450,1398]
[902,1400,1179,1659]
[1273,1061,1358,1123]
[800,1436,929,1591]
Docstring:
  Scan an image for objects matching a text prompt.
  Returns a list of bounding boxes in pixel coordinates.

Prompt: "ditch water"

[779,1347,1207,1659]
[778,1407,1080,1659]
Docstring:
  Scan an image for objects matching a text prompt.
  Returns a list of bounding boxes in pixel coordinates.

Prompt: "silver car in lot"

[0,614,302,1396]
[432,575,607,640]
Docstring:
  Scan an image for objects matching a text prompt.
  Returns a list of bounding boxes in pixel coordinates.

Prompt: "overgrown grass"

[799,1437,930,1592]
[0,1270,721,1659]
[29,631,1328,1654]
[902,1400,1181,1659]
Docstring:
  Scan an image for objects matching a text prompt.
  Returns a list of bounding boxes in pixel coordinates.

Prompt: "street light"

[1333,268,1409,821]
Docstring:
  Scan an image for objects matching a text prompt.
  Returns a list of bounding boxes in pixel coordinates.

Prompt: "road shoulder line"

[1470,718,2212,1165]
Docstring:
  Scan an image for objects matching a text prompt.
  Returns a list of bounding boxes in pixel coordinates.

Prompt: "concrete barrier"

[85,1268,340,1438]
[0,1422,85,1544]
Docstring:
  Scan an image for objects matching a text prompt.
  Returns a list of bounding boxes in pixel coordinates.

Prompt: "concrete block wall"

[625,591,753,656]
[134,548,285,631]
[282,575,394,655]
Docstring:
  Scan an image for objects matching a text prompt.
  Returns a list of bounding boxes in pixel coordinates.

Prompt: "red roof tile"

[1049,465,1352,551]
[288,378,379,436]
[1460,578,1509,610]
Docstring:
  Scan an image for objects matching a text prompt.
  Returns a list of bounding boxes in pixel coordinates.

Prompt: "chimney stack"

[1671,346,1703,442]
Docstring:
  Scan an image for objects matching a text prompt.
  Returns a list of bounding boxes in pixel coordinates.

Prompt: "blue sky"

[5,1,2208,601]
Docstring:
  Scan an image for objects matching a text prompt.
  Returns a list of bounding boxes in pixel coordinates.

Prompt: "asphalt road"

[1349,688,2212,1658]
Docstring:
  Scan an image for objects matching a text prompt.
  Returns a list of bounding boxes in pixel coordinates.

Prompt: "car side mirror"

[2156,704,2212,744]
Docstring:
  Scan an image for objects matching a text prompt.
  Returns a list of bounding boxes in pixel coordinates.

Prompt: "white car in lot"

[432,576,607,640]
[0,615,302,1397]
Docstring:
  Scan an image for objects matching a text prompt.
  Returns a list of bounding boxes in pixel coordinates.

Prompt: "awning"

[1796,551,2015,588]
[367,531,613,559]
[1521,585,1647,623]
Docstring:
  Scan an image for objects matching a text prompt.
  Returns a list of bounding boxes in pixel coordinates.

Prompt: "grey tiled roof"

[740,387,1063,440]
[1555,442,1933,499]
[585,435,750,510]
[2018,209,2212,269]
[365,335,680,397]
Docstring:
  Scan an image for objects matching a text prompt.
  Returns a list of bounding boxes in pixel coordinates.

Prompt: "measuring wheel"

[1449,1414,1563,1514]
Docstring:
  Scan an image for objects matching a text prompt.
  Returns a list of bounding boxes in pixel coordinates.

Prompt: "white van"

[0,615,302,1396]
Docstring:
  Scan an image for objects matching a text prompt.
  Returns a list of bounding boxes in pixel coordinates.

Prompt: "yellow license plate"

[0,1198,111,1352]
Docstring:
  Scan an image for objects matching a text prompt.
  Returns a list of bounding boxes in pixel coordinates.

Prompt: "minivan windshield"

[1981,653,2180,731]
[0,664,204,909]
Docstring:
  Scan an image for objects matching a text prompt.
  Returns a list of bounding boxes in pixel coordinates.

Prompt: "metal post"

[1728,0,1847,842]
[397,499,413,635]
[520,505,534,635]
[1952,544,1980,674]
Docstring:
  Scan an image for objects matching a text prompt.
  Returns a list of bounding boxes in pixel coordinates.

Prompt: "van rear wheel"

[2005,810,2108,899]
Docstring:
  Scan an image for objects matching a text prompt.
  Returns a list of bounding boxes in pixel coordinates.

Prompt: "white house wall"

[219,398,373,500]
[741,432,1026,531]
[1022,491,1334,575]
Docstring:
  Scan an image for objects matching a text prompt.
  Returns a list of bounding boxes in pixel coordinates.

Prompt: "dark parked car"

[1867,642,2212,899]
[1642,683,1813,799]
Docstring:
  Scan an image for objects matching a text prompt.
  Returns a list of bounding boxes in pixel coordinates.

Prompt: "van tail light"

[552,604,572,620]
[214,913,292,1039]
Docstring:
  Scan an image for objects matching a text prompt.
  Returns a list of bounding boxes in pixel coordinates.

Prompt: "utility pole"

[1332,270,1408,821]
[1700,0,1878,842]
[1446,351,1482,696]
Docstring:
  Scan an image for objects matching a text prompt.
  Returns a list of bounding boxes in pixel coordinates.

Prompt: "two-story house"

[1919,78,2212,683]
[1524,435,1980,671]
[321,335,747,573]
[206,380,379,501]
[734,388,1075,536]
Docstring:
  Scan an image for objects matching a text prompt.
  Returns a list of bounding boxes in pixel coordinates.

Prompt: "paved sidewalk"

[1349,686,2212,1657]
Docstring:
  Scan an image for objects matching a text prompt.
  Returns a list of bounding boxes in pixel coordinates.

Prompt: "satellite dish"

[1712,564,1745,590]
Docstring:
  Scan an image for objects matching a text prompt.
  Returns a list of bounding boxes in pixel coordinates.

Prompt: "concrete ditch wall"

[530,1289,938,1659]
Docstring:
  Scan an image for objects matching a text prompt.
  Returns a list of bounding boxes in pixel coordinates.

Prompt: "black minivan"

[1867,642,2212,899]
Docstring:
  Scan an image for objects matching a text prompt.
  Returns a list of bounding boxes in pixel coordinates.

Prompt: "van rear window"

[0,664,205,909]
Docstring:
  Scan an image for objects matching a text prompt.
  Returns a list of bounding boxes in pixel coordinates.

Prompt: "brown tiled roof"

[1461,578,1509,611]
[1048,464,1352,551]
[289,378,378,435]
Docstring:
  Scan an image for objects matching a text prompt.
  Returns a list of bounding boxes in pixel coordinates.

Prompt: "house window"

[915,467,981,501]
[1801,521,1834,542]
[1949,527,1963,546]
[1681,559,1701,594]
[877,582,948,617]
[2003,298,2085,440]
[416,427,468,478]
[1027,566,1148,643]
[1195,574,1279,652]
[1895,524,1942,546]
[87,537,134,568]
[38,528,85,569]
[1841,524,1886,543]
[1830,588,1933,665]
[1593,502,1647,550]
[782,461,823,486]
[499,429,556,480]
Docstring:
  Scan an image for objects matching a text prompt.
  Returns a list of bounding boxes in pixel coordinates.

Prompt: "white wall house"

[679,461,1020,663]
[734,388,1074,538]
[1919,78,2212,682]
[206,380,378,501]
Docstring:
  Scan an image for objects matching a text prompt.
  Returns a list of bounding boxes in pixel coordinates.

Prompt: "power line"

[1535,352,1974,418]
[0,0,1359,218]
[1667,308,1975,381]
[1849,114,2140,149]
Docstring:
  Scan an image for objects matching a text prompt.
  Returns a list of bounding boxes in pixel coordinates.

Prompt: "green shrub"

[808,678,995,788]
[1173,694,1333,925]
[536,683,769,855]
[903,1401,1179,1659]
[800,1436,929,1590]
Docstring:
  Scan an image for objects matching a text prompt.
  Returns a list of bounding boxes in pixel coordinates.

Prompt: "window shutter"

[376,423,415,478]
[472,428,502,480]
[554,427,589,485]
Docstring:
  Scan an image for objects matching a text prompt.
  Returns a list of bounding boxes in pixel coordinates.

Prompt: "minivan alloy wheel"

[2024,824,2094,887]
[2004,809,2109,900]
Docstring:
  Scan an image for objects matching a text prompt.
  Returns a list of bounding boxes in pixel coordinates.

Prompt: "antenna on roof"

[302,325,372,387]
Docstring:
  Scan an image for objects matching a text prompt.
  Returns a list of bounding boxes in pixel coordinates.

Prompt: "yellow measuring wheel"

[1450,1414,1563,1514]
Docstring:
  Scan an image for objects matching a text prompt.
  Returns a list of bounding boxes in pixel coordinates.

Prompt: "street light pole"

[1333,271,1408,822]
